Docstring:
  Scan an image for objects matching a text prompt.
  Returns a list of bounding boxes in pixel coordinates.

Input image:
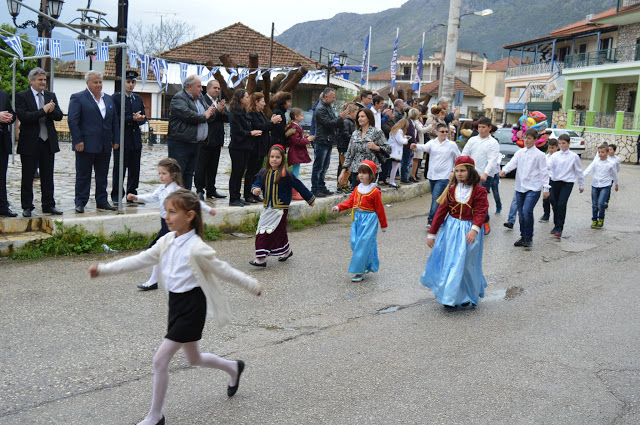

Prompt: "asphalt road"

[1,161,639,424]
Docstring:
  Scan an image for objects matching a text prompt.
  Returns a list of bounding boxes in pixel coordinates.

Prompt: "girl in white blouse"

[89,190,261,425]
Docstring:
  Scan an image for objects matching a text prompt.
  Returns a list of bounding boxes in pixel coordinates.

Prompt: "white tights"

[389,161,401,186]
[137,338,239,425]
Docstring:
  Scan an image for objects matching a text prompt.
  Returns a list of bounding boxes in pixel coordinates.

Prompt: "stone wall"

[552,111,567,128]
[582,132,638,162]
[614,83,637,112]
[616,23,640,62]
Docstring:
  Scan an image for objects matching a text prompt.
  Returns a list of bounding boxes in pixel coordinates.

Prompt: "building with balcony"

[470,57,523,124]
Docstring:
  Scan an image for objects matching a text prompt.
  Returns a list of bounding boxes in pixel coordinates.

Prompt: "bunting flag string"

[1,35,23,59]
[35,37,47,57]
[196,65,206,76]
[151,58,163,90]
[96,42,109,61]
[48,39,61,59]
[129,50,137,67]
[179,62,188,85]
[74,40,85,60]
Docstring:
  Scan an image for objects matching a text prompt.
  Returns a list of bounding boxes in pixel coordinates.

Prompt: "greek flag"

[412,38,424,93]
[196,65,205,76]
[151,58,163,90]
[96,42,109,61]
[226,68,238,86]
[360,33,369,87]
[255,69,269,82]
[35,37,47,57]
[158,59,168,91]
[139,54,150,86]
[48,39,61,59]
[179,62,188,84]
[128,50,137,66]
[74,40,86,60]
[390,30,399,89]
[331,55,339,67]
[2,35,23,59]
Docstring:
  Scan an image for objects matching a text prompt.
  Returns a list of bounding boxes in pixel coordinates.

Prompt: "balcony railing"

[564,45,640,69]
[506,61,563,78]
[618,0,640,12]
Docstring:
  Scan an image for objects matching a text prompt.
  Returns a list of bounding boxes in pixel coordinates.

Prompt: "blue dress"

[349,210,380,274]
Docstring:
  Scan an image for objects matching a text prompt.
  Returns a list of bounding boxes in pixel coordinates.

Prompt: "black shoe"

[313,191,327,198]
[322,189,334,195]
[227,360,245,397]
[197,191,205,201]
[22,209,32,217]
[137,282,158,291]
[503,222,514,229]
[241,199,251,205]
[249,260,266,267]
[75,205,85,214]
[97,203,117,211]
[253,195,263,202]
[0,208,18,217]
[43,207,63,215]
[244,197,257,204]
[229,200,245,207]
[514,237,532,247]
[210,190,227,199]
[278,250,293,262]
[408,176,418,183]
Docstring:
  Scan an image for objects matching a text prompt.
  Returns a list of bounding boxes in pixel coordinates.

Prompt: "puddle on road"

[483,286,525,302]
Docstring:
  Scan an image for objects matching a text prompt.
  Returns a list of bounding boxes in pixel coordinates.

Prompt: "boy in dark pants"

[539,138,558,222]
[583,143,618,229]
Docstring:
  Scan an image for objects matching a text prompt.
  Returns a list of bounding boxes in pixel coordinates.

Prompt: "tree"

[127,19,196,56]
[0,24,37,97]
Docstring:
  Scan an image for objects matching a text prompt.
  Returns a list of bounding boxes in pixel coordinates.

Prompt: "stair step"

[0,231,52,256]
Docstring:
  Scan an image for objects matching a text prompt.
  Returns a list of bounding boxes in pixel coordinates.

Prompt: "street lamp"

[6,0,64,32]
[325,50,348,87]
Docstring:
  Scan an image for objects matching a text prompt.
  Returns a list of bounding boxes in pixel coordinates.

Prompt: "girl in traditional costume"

[332,160,387,282]
[249,144,315,267]
[420,155,489,308]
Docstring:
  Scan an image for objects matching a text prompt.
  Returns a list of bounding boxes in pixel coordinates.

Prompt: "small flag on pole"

[360,33,370,87]
[128,50,137,66]
[1,35,23,59]
[96,42,109,61]
[74,40,86,60]
[390,29,399,90]
[35,37,47,57]
[48,39,61,59]
[412,35,424,93]
[179,63,188,85]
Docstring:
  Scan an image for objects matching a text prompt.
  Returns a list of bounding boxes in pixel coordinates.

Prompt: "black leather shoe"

[197,191,205,201]
[244,197,257,204]
[22,209,32,217]
[0,208,18,217]
[229,200,245,207]
[278,250,293,262]
[137,282,158,291]
[210,190,227,199]
[75,205,85,214]
[514,237,532,247]
[503,222,514,229]
[97,203,117,211]
[43,207,63,215]
[313,191,327,198]
[241,199,251,205]
[249,260,266,267]
[253,195,263,202]
[227,360,245,397]
[322,189,334,195]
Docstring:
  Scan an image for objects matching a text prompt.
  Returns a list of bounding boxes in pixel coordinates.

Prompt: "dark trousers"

[490,173,502,210]
[245,153,264,199]
[0,149,8,210]
[111,148,141,203]
[311,142,332,193]
[591,186,610,221]
[75,151,111,207]
[379,158,392,182]
[194,146,222,196]
[549,180,574,230]
[228,148,250,202]
[542,197,551,217]
[21,139,56,210]
[168,140,199,190]
[400,148,412,181]
[515,190,541,239]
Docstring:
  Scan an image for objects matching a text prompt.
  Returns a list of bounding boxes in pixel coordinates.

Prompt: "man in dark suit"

[195,79,227,200]
[111,70,146,205]
[15,67,64,217]
[0,85,17,217]
[68,70,120,213]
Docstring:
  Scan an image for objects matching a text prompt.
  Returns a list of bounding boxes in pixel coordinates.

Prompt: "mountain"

[276,0,613,74]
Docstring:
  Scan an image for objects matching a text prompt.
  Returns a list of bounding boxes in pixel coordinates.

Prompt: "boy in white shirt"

[539,138,559,223]
[500,129,549,247]
[604,144,621,209]
[584,143,618,229]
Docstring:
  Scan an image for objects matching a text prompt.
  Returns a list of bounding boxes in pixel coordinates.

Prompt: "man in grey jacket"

[311,87,348,197]
[167,75,215,190]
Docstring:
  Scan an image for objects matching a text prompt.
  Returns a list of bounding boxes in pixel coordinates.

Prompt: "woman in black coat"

[269,91,291,149]
[247,92,282,203]
[228,89,262,207]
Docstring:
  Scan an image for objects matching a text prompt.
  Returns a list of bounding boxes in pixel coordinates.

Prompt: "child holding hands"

[285,108,314,200]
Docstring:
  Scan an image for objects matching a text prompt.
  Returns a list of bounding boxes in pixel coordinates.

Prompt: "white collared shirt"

[462,135,500,176]
[416,138,461,180]
[136,181,212,218]
[584,158,618,188]
[548,149,585,189]
[30,86,44,108]
[372,108,382,130]
[161,229,200,293]
[609,155,621,172]
[87,88,106,118]
[502,146,550,193]
[207,93,218,108]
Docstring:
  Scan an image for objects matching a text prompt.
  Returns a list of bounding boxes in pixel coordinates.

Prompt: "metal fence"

[592,112,617,129]
[564,45,640,69]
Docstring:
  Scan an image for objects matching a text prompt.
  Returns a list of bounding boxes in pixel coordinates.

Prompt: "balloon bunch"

[511,111,549,148]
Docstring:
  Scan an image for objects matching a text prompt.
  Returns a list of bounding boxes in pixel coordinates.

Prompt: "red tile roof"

[55,56,154,79]
[368,70,398,81]
[375,77,484,99]
[471,57,523,72]
[159,22,317,68]
[550,8,617,36]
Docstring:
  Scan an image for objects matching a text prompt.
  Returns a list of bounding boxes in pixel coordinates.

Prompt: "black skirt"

[150,218,169,248]
[166,286,207,343]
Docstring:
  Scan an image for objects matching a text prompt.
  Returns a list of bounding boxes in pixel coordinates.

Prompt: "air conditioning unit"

[586,14,595,23]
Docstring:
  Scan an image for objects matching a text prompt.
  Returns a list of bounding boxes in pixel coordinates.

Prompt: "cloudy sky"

[1,0,408,39]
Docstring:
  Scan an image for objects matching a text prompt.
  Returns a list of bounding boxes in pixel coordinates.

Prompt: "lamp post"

[325,49,347,87]
[441,3,493,101]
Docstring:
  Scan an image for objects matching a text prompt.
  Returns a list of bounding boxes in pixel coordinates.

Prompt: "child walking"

[420,156,489,308]
[499,129,550,248]
[128,158,216,291]
[547,135,584,237]
[605,143,621,209]
[286,108,315,200]
[332,160,388,282]
[539,138,559,223]
[387,118,410,189]
[89,189,262,425]
[250,144,315,267]
[584,143,618,229]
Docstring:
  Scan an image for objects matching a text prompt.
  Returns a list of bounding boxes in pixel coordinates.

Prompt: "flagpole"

[11,58,16,164]
[392,28,399,95]
[366,26,372,89]
[417,32,425,97]
[117,45,127,213]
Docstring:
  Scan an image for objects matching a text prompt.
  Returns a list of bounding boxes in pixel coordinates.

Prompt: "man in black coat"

[15,67,64,217]
[0,85,17,217]
[195,80,227,199]
[111,70,147,205]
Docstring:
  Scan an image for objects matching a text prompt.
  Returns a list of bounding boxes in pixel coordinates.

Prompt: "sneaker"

[503,222,514,229]
[539,215,550,222]
[553,231,562,238]
[483,222,491,235]
[591,220,598,229]
[351,274,364,282]
[514,237,532,247]
[495,207,502,214]
[595,219,604,229]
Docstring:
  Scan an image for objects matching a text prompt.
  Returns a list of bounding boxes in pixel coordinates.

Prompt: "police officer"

[111,70,147,205]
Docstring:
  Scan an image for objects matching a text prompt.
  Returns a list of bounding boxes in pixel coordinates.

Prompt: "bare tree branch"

[128,19,196,56]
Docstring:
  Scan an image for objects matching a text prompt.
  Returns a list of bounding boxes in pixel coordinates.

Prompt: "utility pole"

[114,0,129,93]
[442,0,461,101]
[437,22,446,100]
[269,22,274,68]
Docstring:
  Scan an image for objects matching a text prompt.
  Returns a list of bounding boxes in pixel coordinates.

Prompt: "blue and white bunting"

[1,35,23,59]
[151,58,163,90]
[74,40,86,60]
[255,69,269,82]
[179,63,188,85]
[412,36,424,93]
[35,37,47,57]
[360,33,370,87]
[226,68,238,87]
[139,54,150,86]
[128,50,137,66]
[96,42,109,61]
[390,29,399,90]
[158,59,168,91]
[331,55,339,67]
[48,39,61,59]
[196,65,205,76]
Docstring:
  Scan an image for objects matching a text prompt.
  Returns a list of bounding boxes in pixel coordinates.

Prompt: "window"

[636,38,640,60]
[402,66,411,80]
[600,38,612,51]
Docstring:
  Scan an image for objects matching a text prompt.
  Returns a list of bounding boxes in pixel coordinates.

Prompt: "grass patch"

[288,208,333,230]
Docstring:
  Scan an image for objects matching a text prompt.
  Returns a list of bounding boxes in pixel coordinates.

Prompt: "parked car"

[546,129,585,156]
[284,109,314,132]
[493,128,519,178]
